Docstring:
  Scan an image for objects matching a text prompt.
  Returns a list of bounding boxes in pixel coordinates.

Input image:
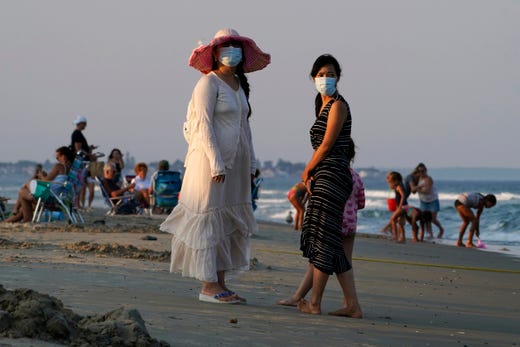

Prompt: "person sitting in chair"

[4,146,74,223]
[130,162,151,208]
[102,162,143,215]
[148,160,170,195]
[102,163,134,205]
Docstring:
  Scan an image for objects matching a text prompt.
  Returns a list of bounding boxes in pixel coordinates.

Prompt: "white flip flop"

[199,292,240,304]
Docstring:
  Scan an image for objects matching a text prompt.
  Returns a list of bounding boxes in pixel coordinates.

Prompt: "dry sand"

[1,209,519,346]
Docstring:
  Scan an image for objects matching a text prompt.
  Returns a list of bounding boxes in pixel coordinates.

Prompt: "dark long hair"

[235,64,252,118]
[346,137,356,163]
[56,146,74,164]
[109,148,122,160]
[310,54,342,118]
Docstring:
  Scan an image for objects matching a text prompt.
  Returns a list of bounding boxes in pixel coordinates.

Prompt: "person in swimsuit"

[410,163,444,238]
[3,146,74,223]
[386,171,408,243]
[405,207,433,241]
[454,192,496,248]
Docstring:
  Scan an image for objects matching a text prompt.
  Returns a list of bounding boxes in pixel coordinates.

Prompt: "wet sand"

[1,210,519,346]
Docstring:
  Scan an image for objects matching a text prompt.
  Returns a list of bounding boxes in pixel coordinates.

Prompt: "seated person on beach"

[454,192,497,248]
[147,160,171,214]
[102,163,140,214]
[9,164,48,217]
[4,146,74,223]
[130,162,151,207]
[148,160,169,195]
[107,148,125,187]
[287,181,309,230]
[405,207,433,242]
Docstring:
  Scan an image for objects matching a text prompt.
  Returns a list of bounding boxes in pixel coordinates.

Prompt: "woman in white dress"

[160,28,270,304]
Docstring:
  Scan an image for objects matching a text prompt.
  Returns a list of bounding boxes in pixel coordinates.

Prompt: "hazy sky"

[1,1,518,169]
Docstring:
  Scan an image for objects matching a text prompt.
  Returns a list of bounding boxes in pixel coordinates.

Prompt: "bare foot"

[380,227,391,235]
[466,242,477,248]
[297,299,321,315]
[276,297,300,307]
[328,307,363,319]
[456,241,465,247]
[437,229,444,239]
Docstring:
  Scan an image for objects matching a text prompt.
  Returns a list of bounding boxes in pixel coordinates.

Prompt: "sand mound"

[63,241,171,261]
[0,285,169,346]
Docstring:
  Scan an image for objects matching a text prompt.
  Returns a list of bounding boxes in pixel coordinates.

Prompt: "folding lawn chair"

[150,170,182,215]
[95,176,142,215]
[95,176,122,215]
[30,150,90,224]
[30,178,84,224]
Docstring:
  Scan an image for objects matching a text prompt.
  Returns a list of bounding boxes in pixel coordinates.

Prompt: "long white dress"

[160,72,257,282]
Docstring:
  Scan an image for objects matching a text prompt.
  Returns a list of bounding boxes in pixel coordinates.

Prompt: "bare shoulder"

[331,99,348,112]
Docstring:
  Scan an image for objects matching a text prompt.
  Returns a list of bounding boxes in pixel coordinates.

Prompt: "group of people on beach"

[383,163,444,243]
[142,28,499,316]
[289,160,497,250]
[1,114,170,222]
[153,28,362,316]
[2,27,499,322]
[383,163,496,248]
[69,115,156,213]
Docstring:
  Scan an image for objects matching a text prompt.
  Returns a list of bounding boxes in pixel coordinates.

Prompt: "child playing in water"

[406,207,433,242]
[386,171,408,243]
[454,192,497,248]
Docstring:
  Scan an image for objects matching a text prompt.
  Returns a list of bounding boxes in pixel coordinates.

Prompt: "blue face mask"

[314,77,337,96]
[218,46,242,67]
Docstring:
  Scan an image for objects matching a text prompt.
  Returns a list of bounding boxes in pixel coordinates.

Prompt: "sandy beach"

[1,209,519,346]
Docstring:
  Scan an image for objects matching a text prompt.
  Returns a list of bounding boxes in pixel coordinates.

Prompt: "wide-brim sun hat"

[73,115,87,125]
[189,28,270,74]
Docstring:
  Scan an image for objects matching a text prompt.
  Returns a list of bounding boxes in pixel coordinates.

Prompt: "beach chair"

[95,176,142,215]
[150,170,182,215]
[96,176,122,215]
[30,179,84,224]
[30,151,89,224]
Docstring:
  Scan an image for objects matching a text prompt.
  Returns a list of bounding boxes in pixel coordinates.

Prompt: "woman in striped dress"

[297,54,362,317]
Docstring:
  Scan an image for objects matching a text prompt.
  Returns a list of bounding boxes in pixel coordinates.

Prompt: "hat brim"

[189,34,270,74]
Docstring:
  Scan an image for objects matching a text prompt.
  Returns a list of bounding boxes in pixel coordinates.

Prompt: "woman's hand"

[212,174,225,183]
[301,170,313,195]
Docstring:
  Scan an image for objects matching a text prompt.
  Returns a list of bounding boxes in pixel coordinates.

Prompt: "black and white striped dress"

[300,94,353,275]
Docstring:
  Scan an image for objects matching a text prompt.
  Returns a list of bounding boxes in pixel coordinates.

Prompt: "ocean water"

[253,172,520,259]
[2,168,519,259]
